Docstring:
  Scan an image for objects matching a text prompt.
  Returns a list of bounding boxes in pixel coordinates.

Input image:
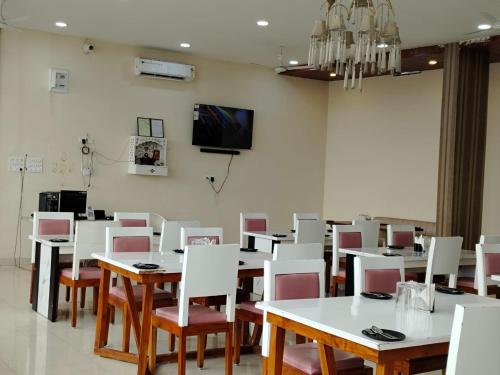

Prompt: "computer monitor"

[59,190,87,219]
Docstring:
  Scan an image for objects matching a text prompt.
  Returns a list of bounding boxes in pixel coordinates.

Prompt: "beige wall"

[0,29,328,263]
[323,70,443,222]
[482,63,500,234]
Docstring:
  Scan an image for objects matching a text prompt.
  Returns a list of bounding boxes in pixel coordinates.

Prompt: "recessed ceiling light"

[180,42,191,48]
[377,43,388,48]
[330,72,337,77]
[428,59,438,66]
[257,20,269,27]
[54,21,67,28]
[478,24,492,30]
[289,60,299,65]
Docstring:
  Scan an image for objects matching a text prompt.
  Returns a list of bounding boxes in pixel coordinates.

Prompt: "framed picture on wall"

[137,117,152,137]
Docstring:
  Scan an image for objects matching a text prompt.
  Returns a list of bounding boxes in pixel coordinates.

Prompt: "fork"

[371,325,399,340]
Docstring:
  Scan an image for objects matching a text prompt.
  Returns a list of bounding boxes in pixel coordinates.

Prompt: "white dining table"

[339,247,476,296]
[257,293,500,374]
[243,230,333,253]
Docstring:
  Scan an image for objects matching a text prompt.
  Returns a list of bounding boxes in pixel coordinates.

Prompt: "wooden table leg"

[267,324,285,375]
[376,362,395,375]
[317,343,336,375]
[94,268,111,351]
[137,283,153,375]
[123,277,142,348]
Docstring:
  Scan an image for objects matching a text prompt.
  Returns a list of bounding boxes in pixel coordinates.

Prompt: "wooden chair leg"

[233,318,242,364]
[109,306,115,324]
[71,286,77,328]
[330,281,338,297]
[122,306,131,352]
[92,286,98,315]
[168,333,175,352]
[66,286,71,302]
[103,306,111,345]
[225,326,233,375]
[178,332,187,375]
[80,288,86,309]
[249,324,262,346]
[197,334,207,368]
[149,325,157,373]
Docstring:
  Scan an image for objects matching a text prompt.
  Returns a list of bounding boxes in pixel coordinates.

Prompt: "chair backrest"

[159,220,201,252]
[387,224,415,247]
[476,244,500,296]
[273,243,323,261]
[352,219,380,248]
[180,227,223,249]
[71,221,120,280]
[446,303,500,375]
[105,226,153,256]
[295,219,326,246]
[331,224,364,278]
[425,236,463,288]
[480,235,500,244]
[32,212,74,263]
[149,212,166,233]
[292,213,320,232]
[177,244,239,326]
[262,259,325,358]
[354,256,405,296]
[114,212,150,227]
[240,212,269,247]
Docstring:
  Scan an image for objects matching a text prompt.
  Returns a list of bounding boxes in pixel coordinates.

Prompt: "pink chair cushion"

[283,343,364,374]
[38,219,70,235]
[405,271,420,282]
[155,305,227,325]
[457,277,475,288]
[110,285,172,303]
[238,301,263,316]
[338,232,362,249]
[61,267,101,280]
[119,219,147,227]
[485,253,500,276]
[245,218,267,232]
[113,236,150,252]
[275,273,319,301]
[186,236,220,245]
[365,269,401,294]
[393,231,414,247]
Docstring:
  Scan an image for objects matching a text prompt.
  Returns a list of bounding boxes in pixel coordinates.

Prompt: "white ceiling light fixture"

[257,20,269,27]
[180,42,191,48]
[308,0,402,91]
[289,60,299,65]
[478,24,492,30]
[54,21,67,28]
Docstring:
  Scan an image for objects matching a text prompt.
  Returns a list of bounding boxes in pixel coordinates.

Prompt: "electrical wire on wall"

[12,155,27,268]
[208,154,234,195]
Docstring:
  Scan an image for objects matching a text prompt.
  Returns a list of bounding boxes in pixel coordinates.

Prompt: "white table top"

[92,250,273,275]
[491,275,500,282]
[29,235,75,248]
[257,293,500,351]
[243,230,333,243]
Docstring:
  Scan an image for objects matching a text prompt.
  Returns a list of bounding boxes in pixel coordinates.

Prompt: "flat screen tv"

[192,104,254,150]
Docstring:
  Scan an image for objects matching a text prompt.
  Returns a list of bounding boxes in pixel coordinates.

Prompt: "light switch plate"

[8,156,25,172]
[27,157,43,173]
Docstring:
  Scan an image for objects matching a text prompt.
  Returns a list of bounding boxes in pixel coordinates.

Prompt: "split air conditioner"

[134,58,195,82]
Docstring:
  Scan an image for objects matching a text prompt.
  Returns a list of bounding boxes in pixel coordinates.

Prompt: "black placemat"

[362,328,406,342]
[360,292,393,300]
[436,286,464,295]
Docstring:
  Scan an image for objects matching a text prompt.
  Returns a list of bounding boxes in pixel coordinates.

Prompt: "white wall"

[0,29,328,263]
[323,70,443,222]
[482,63,500,234]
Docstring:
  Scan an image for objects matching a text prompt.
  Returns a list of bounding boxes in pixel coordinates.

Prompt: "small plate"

[240,248,257,252]
[362,328,405,342]
[173,249,184,254]
[50,238,69,243]
[436,286,464,295]
[133,263,159,270]
[239,261,246,266]
[387,245,404,250]
[273,234,287,238]
[361,292,393,300]
[383,253,402,257]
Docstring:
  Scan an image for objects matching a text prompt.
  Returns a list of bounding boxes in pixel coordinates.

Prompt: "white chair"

[159,220,201,252]
[105,226,154,256]
[30,212,74,303]
[354,256,405,296]
[480,234,500,244]
[114,212,150,227]
[149,244,240,374]
[273,243,323,261]
[59,221,119,327]
[180,227,223,249]
[424,237,463,288]
[330,224,365,296]
[295,219,326,246]
[240,212,269,248]
[476,244,500,297]
[292,212,320,232]
[387,224,415,247]
[149,212,166,234]
[446,304,500,374]
[352,219,380,248]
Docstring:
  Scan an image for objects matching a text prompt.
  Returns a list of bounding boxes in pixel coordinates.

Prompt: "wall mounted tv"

[192,104,254,150]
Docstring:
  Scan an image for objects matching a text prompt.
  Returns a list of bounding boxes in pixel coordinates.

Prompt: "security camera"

[83,40,95,54]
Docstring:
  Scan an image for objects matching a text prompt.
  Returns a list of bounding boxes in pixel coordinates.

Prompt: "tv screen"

[192,104,254,149]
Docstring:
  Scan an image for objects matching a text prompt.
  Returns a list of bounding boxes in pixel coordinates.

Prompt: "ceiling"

[3,0,500,67]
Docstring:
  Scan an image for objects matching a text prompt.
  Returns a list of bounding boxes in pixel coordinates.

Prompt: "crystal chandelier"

[307,0,402,91]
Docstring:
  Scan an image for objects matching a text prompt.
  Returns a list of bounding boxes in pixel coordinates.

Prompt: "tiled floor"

[0,266,441,375]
